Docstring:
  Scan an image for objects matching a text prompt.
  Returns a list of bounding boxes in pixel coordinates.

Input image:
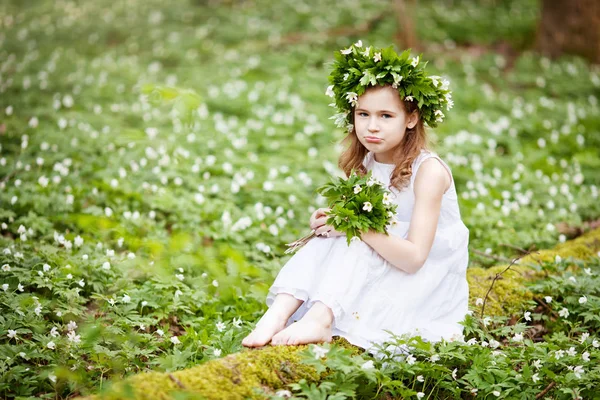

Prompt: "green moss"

[86,230,600,399]
[89,338,357,400]
[467,227,600,316]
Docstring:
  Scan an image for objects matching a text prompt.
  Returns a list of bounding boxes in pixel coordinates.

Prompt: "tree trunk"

[536,0,600,63]
[394,0,419,51]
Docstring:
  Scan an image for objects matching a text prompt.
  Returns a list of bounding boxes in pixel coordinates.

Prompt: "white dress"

[267,150,470,352]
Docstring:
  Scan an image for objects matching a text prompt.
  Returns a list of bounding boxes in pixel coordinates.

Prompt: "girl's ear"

[407,111,419,129]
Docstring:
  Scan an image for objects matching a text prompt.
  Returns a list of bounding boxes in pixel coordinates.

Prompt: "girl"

[242,43,469,352]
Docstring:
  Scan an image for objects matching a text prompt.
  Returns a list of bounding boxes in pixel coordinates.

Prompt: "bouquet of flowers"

[285,171,399,253]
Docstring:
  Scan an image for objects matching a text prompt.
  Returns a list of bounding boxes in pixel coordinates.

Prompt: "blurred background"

[0,0,599,397]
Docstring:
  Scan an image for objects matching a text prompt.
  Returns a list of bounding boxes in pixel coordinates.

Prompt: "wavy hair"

[338,89,429,191]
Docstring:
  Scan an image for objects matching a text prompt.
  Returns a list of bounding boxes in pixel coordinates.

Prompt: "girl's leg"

[242,293,304,347]
[270,301,333,346]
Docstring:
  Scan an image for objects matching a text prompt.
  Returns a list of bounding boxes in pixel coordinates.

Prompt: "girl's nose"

[368,118,380,132]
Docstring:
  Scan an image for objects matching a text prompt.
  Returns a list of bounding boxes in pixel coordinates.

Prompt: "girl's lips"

[365,136,382,143]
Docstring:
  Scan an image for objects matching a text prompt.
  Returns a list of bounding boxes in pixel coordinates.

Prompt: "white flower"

[361,360,375,370]
[213,348,222,357]
[67,321,77,331]
[524,311,531,321]
[275,390,292,398]
[382,192,392,206]
[102,262,111,270]
[175,274,184,281]
[579,296,587,304]
[345,92,358,107]
[434,109,445,122]
[216,322,226,332]
[122,294,131,303]
[354,184,362,194]
[416,375,424,382]
[43,264,51,272]
[416,393,425,399]
[2,264,10,272]
[7,330,17,339]
[108,298,116,306]
[593,339,599,348]
[354,40,363,47]
[532,373,540,382]
[451,368,457,380]
[512,333,523,342]
[212,279,219,287]
[341,47,353,55]
[48,374,57,383]
[430,354,440,362]
[17,283,24,292]
[232,317,243,328]
[404,354,416,365]
[489,339,500,349]
[156,329,164,336]
[532,359,542,369]
[1,284,7,291]
[493,390,500,397]
[558,307,570,318]
[67,331,81,344]
[573,365,584,379]
[50,327,59,337]
[313,345,329,359]
[170,336,180,345]
[373,52,382,63]
[544,296,552,303]
[554,350,565,359]
[580,332,589,343]
[74,236,83,247]
[410,56,419,67]
[566,347,577,357]
[47,341,56,350]
[325,85,335,98]
[405,95,414,102]
[475,297,484,306]
[582,351,590,362]
[362,202,373,212]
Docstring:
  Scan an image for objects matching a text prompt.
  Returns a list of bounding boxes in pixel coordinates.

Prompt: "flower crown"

[326,41,453,130]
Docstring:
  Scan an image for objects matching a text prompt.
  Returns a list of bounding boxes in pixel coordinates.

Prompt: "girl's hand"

[309,208,344,238]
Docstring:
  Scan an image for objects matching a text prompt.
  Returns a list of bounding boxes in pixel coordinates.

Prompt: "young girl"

[242,43,469,352]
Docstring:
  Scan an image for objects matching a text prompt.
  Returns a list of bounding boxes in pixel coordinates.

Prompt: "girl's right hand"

[309,208,344,238]
[309,208,330,231]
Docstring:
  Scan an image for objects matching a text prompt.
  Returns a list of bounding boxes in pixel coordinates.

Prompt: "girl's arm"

[360,158,451,274]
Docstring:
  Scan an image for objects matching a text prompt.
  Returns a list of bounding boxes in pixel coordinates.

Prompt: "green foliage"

[316,171,398,245]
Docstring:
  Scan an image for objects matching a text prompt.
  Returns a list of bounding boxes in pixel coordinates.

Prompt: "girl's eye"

[382,114,392,119]
[358,112,368,117]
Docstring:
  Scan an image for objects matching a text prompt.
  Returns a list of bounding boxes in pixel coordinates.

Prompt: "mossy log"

[87,228,600,400]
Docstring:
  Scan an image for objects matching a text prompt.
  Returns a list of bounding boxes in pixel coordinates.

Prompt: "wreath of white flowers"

[326,40,453,131]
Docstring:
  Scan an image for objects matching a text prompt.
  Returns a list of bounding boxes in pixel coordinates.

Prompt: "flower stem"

[284,230,316,254]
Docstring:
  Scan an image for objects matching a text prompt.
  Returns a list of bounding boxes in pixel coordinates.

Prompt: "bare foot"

[242,311,288,348]
[270,318,332,346]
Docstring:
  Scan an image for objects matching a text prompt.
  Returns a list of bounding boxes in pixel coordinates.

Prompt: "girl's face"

[354,85,417,164]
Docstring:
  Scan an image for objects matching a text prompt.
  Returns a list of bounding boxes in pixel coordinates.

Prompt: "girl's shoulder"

[410,149,455,189]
